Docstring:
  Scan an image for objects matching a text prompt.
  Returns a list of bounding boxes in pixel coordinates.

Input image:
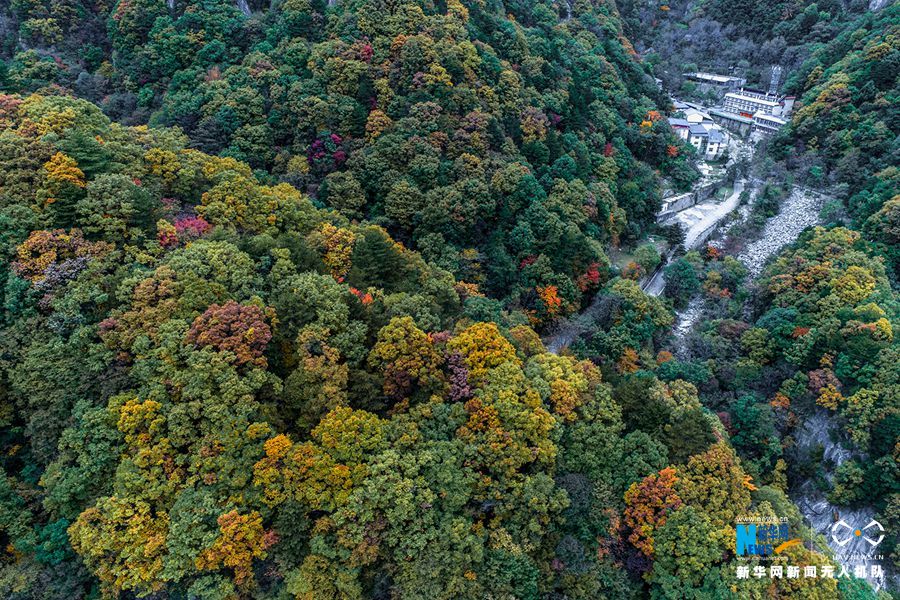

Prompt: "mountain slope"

[2,0,698,324]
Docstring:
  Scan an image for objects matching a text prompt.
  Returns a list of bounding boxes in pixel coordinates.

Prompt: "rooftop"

[753,113,787,125]
[683,107,713,122]
[689,124,709,136]
[684,72,743,84]
[724,92,780,107]
[708,109,754,124]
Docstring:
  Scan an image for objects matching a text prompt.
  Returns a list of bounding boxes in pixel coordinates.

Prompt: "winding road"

[643,179,746,297]
[542,179,747,353]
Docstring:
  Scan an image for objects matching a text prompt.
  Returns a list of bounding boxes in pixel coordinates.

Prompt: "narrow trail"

[677,179,746,250]
[543,294,608,354]
[542,98,754,355]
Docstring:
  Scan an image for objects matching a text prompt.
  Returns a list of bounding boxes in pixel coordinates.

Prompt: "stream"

[668,187,891,590]
[543,174,892,589]
[668,186,824,354]
[543,175,747,353]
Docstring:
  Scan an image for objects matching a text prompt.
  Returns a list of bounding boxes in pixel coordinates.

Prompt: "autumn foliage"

[186,301,272,368]
[623,467,683,557]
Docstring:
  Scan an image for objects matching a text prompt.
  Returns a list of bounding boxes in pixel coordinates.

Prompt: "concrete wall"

[657,181,724,222]
[714,116,752,137]
[695,181,719,202]
[658,192,696,218]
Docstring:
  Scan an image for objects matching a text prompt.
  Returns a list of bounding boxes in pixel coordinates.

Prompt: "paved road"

[544,180,747,351]
[644,179,746,297]
[678,179,745,249]
[540,117,753,353]
[642,261,668,298]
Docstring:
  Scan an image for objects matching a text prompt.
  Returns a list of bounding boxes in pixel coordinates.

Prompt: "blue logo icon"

[736,522,792,556]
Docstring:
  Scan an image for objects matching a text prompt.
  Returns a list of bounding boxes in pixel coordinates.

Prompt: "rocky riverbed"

[738,189,824,278]
[668,297,703,359]
[675,187,894,590]
[542,158,892,590]
[668,186,824,356]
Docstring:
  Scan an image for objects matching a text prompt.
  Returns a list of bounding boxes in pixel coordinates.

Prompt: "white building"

[685,123,727,160]
[752,113,787,135]
[723,88,796,121]
[723,92,782,118]
[668,117,691,141]
[669,103,728,158]
[781,96,796,116]
[714,78,795,135]
[688,124,708,151]
[684,72,745,89]
[705,128,726,160]
[683,107,712,124]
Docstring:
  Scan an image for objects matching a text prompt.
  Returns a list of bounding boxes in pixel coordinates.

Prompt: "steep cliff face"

[615,2,899,590]
[791,412,889,590]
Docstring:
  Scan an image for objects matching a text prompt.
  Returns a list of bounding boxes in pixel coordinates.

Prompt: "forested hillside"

[2,0,698,324]
[0,90,858,600]
[618,0,876,94]
[0,0,897,598]
[737,4,900,576]
[775,4,900,276]
[612,0,900,588]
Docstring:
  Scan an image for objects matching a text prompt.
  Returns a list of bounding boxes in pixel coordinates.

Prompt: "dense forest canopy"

[0,89,848,600]
[775,4,900,275]
[0,0,898,598]
[2,0,699,324]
